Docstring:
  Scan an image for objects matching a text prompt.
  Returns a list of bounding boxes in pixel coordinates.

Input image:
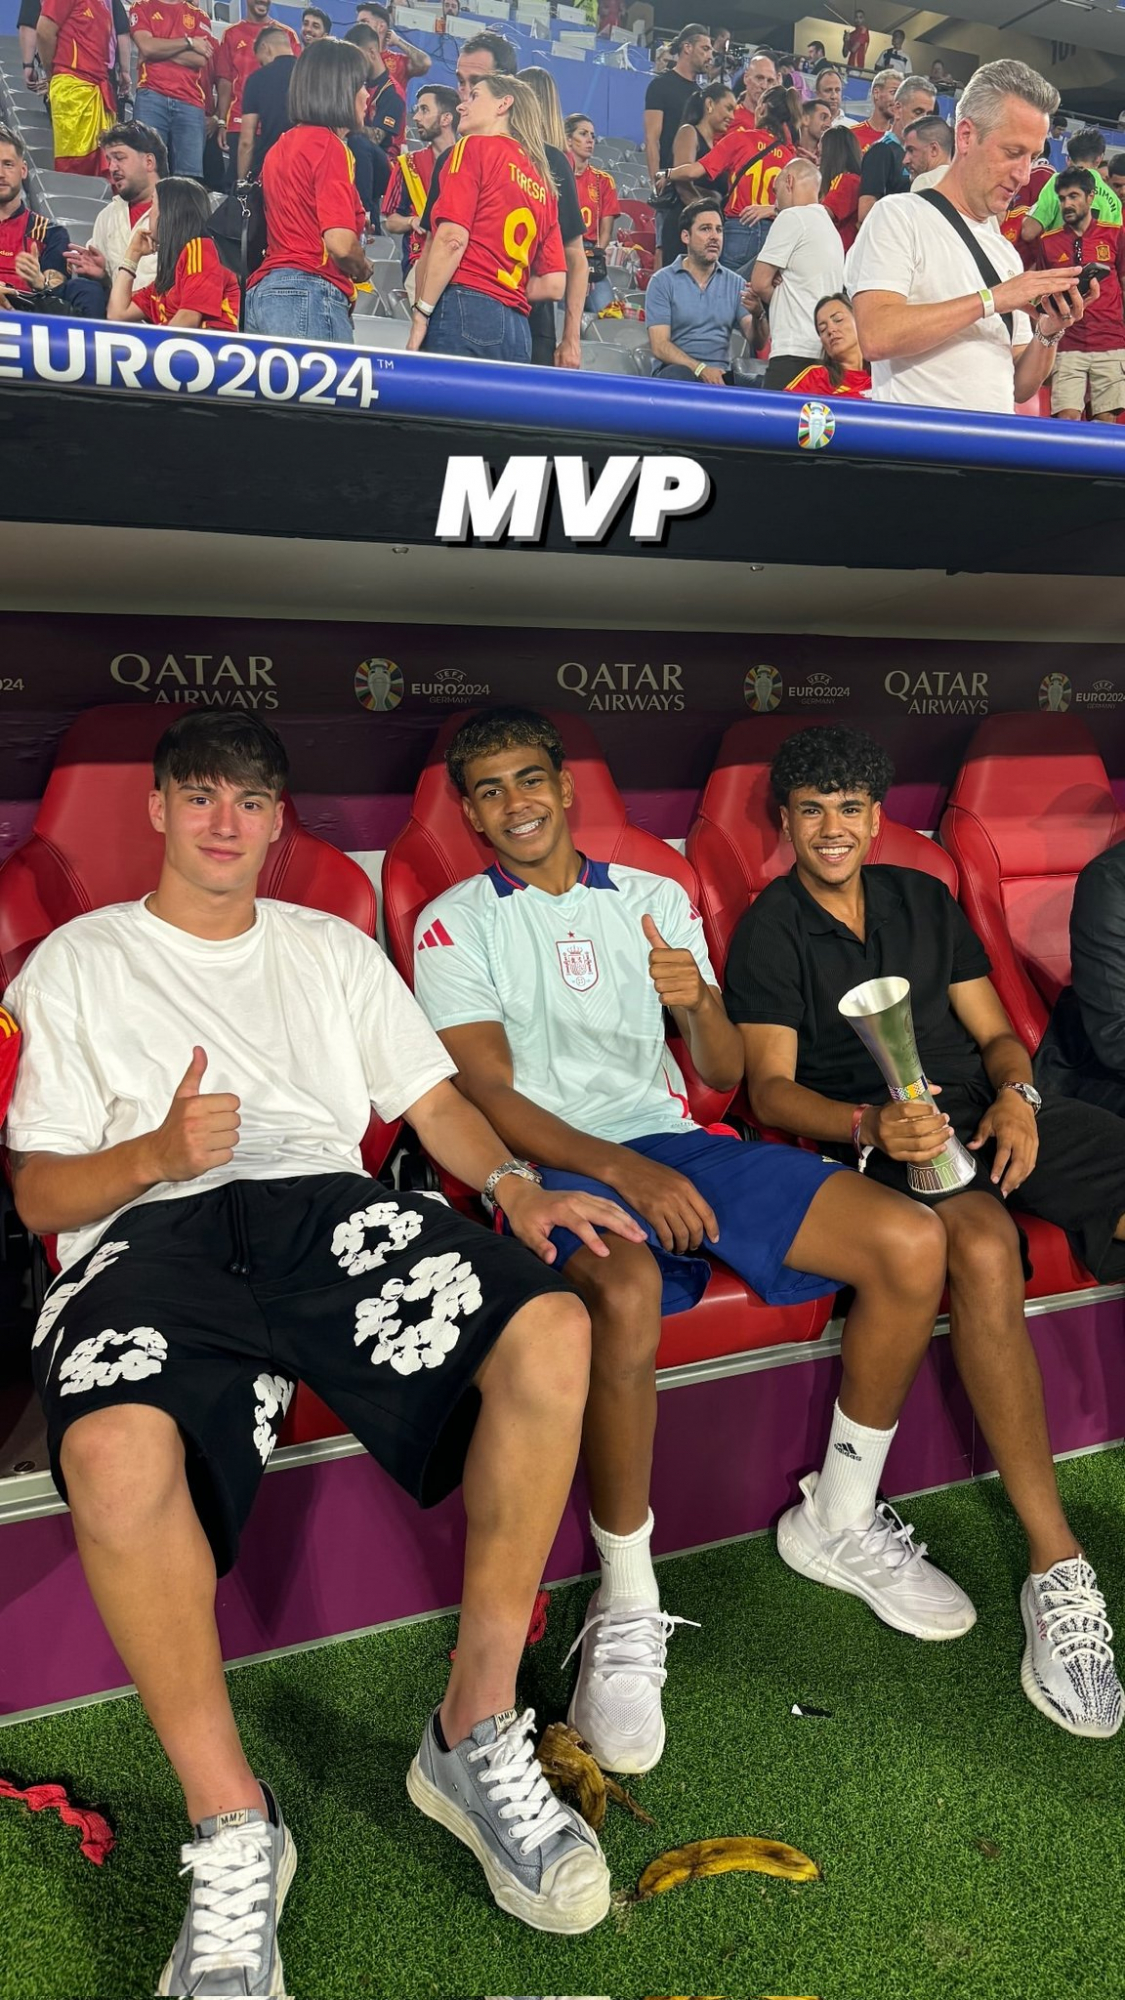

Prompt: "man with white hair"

[846,59,1087,414]
[750,154,845,386]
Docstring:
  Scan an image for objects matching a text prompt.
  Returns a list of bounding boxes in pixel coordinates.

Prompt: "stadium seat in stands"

[354,317,411,349]
[579,343,645,374]
[940,712,1125,1052]
[381,708,836,1363]
[685,713,957,983]
[0,705,398,1447]
[686,714,1100,1305]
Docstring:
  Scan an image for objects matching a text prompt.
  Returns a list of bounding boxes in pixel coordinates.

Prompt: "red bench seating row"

[0,705,1118,1453]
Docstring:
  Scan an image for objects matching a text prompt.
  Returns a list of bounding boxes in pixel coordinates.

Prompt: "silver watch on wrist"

[1000,1080,1042,1114]
[481,1158,542,1205]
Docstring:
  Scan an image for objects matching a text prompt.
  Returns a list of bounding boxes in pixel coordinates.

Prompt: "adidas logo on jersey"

[418,920,454,950]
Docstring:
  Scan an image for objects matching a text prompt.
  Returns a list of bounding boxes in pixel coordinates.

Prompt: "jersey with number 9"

[431,134,566,312]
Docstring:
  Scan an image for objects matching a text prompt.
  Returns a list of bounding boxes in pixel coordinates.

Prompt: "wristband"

[978,286,995,319]
[413,298,434,318]
[693,360,707,379]
[851,1104,869,1154]
[118,261,137,276]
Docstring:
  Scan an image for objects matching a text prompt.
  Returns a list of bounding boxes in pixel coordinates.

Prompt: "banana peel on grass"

[536,1721,654,1833]
[636,1836,821,1901]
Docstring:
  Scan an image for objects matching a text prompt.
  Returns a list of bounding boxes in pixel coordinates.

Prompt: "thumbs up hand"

[642,913,707,1013]
[145,1046,242,1183]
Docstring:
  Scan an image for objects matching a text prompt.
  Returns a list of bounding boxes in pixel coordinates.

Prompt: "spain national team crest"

[798,401,836,450]
[556,938,599,992]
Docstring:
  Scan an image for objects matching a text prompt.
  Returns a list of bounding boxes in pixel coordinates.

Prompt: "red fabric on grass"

[0,1776,115,1864]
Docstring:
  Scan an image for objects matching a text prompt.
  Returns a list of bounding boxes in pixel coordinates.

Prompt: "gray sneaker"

[156,1785,296,1998]
[406,1707,611,1933]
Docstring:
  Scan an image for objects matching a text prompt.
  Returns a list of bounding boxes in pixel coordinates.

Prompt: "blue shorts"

[520,1130,844,1314]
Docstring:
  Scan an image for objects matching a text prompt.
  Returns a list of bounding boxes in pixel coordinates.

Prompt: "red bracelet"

[851,1104,870,1155]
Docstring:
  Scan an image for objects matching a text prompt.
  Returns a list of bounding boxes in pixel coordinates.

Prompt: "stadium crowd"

[4,7,1125,408]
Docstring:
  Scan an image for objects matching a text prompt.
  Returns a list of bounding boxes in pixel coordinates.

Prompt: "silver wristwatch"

[1000,1081,1042,1114]
[481,1158,542,1205]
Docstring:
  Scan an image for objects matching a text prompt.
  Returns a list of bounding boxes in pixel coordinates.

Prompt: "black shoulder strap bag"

[916,187,1014,340]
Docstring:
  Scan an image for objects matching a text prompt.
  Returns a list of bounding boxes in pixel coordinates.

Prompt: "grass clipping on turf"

[535,1723,820,1904]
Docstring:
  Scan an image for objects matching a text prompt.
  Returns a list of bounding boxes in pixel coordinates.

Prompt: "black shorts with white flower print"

[33,1174,576,1574]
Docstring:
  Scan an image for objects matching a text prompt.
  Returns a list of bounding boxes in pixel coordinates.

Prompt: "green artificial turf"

[4,1450,1125,2000]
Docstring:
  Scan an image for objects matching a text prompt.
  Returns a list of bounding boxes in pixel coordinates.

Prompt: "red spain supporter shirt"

[1037,220,1125,353]
[131,235,240,327]
[431,133,565,314]
[850,118,888,153]
[40,0,114,84]
[0,206,70,287]
[1000,161,1053,267]
[822,169,860,251]
[252,124,367,299]
[215,16,299,128]
[784,361,871,396]
[383,144,434,263]
[129,0,217,106]
[382,47,409,93]
[699,125,796,217]
[571,160,620,245]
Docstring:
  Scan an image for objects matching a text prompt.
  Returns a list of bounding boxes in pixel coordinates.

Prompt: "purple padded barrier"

[1,1299,1123,1719]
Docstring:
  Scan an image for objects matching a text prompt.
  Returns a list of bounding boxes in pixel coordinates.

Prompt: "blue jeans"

[586,276,614,314]
[720,215,771,273]
[423,285,531,363]
[244,270,354,345]
[134,89,205,181]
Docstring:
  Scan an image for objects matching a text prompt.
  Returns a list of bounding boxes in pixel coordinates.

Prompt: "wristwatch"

[481,1159,542,1205]
[1000,1081,1042,1114]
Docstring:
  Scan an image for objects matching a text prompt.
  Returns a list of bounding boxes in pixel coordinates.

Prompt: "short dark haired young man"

[645,196,760,381]
[214,0,300,189]
[345,21,406,151]
[301,4,331,40]
[1035,165,1125,422]
[64,118,166,289]
[3,712,647,1978]
[128,0,216,180]
[726,723,1125,1740]
[413,707,973,1779]
[236,24,298,180]
[382,81,457,271]
[1021,125,1121,246]
[355,0,431,100]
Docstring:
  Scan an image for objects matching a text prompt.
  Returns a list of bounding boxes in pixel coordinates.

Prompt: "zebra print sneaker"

[1020,1557,1124,1739]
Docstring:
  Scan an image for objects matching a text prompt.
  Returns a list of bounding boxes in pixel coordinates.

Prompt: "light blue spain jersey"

[412,858,717,1146]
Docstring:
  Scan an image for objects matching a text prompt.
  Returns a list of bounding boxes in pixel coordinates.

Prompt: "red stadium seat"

[382,708,835,1360]
[686,715,1098,1306]
[685,714,958,980]
[939,713,1125,1054]
[0,704,398,1449]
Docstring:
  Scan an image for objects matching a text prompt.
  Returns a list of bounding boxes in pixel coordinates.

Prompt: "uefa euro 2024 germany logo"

[355,660,404,712]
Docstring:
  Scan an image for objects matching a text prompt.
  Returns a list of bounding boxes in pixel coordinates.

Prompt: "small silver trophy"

[838,975,977,1199]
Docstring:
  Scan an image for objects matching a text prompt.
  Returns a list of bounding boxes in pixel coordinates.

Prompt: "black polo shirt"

[723,864,992,1103]
[859,133,908,205]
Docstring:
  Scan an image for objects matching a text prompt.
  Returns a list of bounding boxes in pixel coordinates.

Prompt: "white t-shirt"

[3,898,455,1273]
[845,190,1031,412]
[759,203,845,356]
[412,860,716,1147]
[91,196,158,288]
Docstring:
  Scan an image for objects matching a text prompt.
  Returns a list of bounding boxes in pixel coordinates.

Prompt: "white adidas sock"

[814,1403,897,1532]
[591,1509,659,1610]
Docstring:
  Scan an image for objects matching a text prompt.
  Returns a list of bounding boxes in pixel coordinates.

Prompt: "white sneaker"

[564,1593,698,1773]
[1020,1557,1124,1739]
[777,1472,977,1641]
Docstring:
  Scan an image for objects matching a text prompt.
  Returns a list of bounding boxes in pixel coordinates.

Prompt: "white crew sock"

[814,1403,897,1532]
[590,1509,659,1610]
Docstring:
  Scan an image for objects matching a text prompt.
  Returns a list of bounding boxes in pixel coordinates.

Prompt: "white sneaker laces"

[468,1709,572,1857]
[562,1606,700,1685]
[852,1502,928,1577]
[1037,1563,1116,1665]
[180,1823,273,1980]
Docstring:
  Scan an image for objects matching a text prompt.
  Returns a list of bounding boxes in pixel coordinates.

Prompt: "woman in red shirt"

[661,84,800,272]
[784,291,870,397]
[564,113,620,312]
[408,74,565,364]
[107,176,240,329]
[819,126,862,252]
[245,37,372,345]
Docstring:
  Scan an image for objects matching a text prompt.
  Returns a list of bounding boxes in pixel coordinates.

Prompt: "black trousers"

[859,1079,1125,1285]
[763,351,820,391]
